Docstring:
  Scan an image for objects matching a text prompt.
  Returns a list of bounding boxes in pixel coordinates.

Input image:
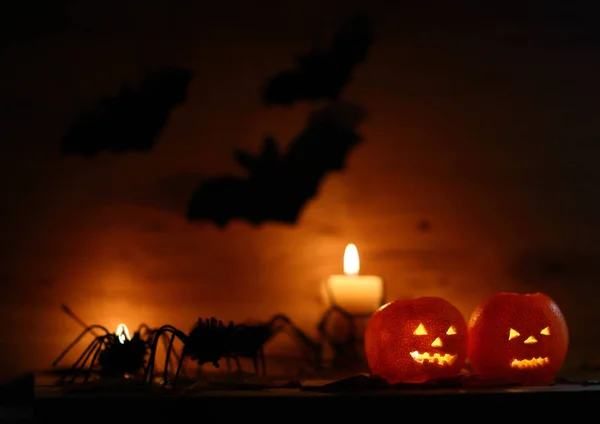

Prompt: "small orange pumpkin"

[365,297,468,384]
[467,292,569,385]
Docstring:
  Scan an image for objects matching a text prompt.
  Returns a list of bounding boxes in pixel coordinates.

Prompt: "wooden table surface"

[2,372,598,422]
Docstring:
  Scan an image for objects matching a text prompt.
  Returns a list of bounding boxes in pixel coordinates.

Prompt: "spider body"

[52,324,149,383]
[52,321,185,384]
[97,332,148,376]
[144,315,310,387]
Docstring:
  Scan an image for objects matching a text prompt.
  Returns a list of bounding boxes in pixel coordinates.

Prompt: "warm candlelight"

[323,243,385,315]
[115,323,131,344]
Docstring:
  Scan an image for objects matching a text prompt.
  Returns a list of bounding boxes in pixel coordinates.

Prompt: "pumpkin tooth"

[409,351,457,365]
[510,356,550,369]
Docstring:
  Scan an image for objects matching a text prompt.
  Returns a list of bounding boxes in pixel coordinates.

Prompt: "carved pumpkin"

[467,292,569,385]
[365,297,468,384]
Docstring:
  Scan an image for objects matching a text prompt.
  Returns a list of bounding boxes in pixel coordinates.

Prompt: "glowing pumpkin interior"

[365,297,468,384]
[468,292,569,385]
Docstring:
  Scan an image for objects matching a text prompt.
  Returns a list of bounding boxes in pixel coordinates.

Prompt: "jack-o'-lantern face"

[365,297,468,384]
[409,322,459,366]
[468,292,569,385]
[507,326,551,369]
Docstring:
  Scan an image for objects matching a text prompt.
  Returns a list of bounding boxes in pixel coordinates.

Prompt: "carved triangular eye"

[446,326,457,335]
[413,323,427,335]
[509,328,520,340]
[540,327,550,336]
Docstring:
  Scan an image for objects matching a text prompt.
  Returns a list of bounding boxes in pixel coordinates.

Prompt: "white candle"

[323,243,385,316]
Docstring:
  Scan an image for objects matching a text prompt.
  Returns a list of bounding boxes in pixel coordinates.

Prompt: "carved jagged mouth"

[410,351,456,365]
[510,357,550,369]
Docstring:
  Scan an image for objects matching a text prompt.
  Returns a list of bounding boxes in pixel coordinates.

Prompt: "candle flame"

[115,323,131,344]
[343,243,360,275]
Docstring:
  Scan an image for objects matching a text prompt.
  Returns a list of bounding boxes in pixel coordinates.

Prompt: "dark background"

[1,1,600,379]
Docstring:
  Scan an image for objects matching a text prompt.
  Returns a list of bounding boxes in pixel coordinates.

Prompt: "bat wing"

[186,176,255,228]
[261,71,306,107]
[60,67,193,157]
[285,101,366,170]
[261,14,375,106]
[233,136,280,177]
[186,102,366,228]
[281,101,367,200]
[187,136,307,227]
[186,171,304,227]
[328,14,374,71]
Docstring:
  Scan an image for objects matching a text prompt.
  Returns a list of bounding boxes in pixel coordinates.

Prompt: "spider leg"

[68,337,103,384]
[144,329,164,384]
[52,325,110,368]
[136,323,152,336]
[252,355,258,375]
[260,347,266,376]
[160,332,180,378]
[59,337,99,382]
[172,353,186,389]
[163,332,178,386]
[143,325,186,386]
[167,337,185,377]
[84,337,106,383]
[234,355,242,373]
[136,324,154,345]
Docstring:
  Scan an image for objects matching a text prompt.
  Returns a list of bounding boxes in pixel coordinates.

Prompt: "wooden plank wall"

[0,4,599,380]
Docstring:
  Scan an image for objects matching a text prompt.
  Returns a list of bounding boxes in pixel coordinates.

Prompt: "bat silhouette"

[187,102,367,227]
[60,67,193,157]
[262,14,375,106]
